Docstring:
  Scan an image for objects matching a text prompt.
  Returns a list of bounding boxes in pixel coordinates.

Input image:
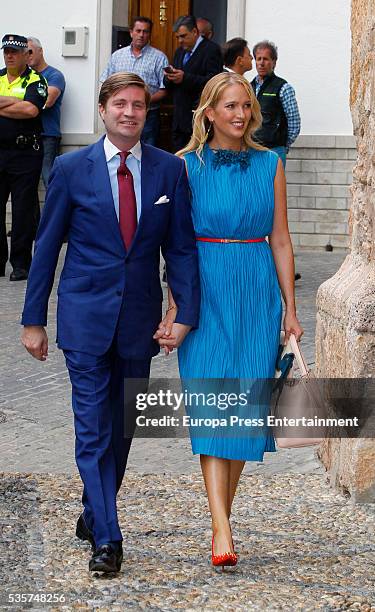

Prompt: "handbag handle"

[289,334,309,377]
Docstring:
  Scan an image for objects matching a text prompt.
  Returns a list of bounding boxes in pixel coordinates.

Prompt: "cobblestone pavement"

[2,249,374,611]
[0,472,374,611]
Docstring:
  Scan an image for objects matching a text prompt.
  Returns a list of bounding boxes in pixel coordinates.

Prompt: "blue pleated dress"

[178,145,282,461]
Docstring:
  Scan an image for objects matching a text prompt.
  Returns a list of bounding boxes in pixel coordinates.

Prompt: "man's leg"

[111,357,151,493]
[0,151,11,274]
[8,148,42,272]
[41,136,60,189]
[141,109,160,147]
[64,348,123,547]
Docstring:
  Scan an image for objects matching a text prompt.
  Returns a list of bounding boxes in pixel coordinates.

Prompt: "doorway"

[192,0,228,45]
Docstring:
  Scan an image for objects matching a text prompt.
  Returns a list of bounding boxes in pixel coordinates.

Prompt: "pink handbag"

[273,334,325,449]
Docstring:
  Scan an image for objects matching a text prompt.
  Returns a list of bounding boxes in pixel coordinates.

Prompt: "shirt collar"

[190,35,203,55]
[103,136,142,163]
[130,43,150,57]
[256,71,274,84]
[224,66,235,73]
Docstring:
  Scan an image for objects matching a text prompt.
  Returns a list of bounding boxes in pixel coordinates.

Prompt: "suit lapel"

[126,143,160,257]
[184,38,206,68]
[87,138,125,254]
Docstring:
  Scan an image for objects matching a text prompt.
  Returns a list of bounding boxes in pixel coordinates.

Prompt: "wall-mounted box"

[62,26,88,57]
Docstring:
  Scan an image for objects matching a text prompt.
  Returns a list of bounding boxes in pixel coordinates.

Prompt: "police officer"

[0,34,47,281]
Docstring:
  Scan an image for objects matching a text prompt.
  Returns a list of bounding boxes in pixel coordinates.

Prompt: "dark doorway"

[192,0,228,45]
[112,27,131,53]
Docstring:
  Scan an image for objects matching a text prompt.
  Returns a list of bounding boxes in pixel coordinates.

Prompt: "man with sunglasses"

[0,34,47,281]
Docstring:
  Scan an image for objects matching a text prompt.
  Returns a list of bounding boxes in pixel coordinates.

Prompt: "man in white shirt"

[100,17,168,146]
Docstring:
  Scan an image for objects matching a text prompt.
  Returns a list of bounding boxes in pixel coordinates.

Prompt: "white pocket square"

[154,195,170,205]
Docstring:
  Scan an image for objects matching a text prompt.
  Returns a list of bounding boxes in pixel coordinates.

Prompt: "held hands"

[153,306,191,355]
[21,326,49,361]
[283,311,304,344]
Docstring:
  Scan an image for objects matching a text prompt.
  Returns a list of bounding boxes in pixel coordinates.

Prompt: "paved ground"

[0,249,346,475]
[2,248,374,612]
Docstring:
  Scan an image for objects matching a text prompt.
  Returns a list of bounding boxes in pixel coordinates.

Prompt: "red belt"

[196,237,266,244]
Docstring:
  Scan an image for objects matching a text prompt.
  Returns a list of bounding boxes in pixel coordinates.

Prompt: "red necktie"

[117,151,137,250]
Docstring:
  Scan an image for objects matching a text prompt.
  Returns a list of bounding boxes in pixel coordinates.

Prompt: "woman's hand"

[283,310,304,343]
[153,305,177,355]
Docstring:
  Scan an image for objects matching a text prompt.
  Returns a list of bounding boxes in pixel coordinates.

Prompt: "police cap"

[1,34,28,50]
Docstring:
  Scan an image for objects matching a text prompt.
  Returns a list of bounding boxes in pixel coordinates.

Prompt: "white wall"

[1,0,113,135]
[243,0,353,135]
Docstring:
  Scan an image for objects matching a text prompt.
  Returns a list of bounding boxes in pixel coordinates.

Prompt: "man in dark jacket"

[251,40,300,168]
[164,15,222,152]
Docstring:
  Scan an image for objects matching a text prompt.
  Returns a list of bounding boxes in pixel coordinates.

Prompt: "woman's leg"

[228,459,246,518]
[200,455,234,555]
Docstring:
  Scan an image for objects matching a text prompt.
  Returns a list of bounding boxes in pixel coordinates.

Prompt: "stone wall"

[315,0,375,502]
[287,135,355,250]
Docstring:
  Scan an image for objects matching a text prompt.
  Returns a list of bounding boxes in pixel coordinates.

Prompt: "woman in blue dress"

[155,72,303,569]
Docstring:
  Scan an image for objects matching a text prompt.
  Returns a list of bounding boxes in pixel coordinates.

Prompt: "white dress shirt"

[103,136,142,221]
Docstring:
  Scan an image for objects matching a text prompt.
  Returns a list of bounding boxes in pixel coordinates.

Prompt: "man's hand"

[164,69,184,84]
[153,307,177,355]
[21,326,49,361]
[154,323,191,354]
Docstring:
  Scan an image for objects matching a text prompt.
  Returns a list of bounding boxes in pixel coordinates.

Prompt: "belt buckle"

[15,135,27,149]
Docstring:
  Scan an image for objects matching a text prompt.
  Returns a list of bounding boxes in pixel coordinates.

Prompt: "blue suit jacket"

[21,138,200,358]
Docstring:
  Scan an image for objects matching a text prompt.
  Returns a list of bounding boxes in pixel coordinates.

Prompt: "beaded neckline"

[208,146,251,170]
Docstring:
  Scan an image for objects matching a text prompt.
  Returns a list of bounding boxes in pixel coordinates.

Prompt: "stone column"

[315,0,375,502]
[226,0,246,39]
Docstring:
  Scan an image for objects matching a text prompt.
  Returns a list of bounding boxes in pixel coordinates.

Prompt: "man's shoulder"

[0,67,6,77]
[43,65,65,80]
[42,65,66,90]
[111,45,131,60]
[148,45,168,60]
[272,73,288,86]
[143,144,183,169]
[57,140,103,168]
[199,38,221,55]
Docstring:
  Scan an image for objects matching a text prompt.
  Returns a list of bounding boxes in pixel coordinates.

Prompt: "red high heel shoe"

[211,535,238,570]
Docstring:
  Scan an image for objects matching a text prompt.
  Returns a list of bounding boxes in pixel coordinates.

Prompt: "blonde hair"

[177,72,265,159]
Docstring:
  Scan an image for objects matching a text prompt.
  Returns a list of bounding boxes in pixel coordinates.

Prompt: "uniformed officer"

[0,34,47,281]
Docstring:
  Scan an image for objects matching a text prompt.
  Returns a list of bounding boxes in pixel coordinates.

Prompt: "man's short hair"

[253,40,278,61]
[130,16,153,32]
[173,15,197,33]
[27,36,42,48]
[99,72,151,108]
[222,38,248,67]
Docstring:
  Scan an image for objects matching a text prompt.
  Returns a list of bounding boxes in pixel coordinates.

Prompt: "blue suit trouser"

[64,345,151,547]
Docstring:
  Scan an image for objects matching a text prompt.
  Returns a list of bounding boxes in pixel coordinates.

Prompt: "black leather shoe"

[10,268,28,281]
[294,273,301,281]
[76,513,95,549]
[89,542,123,573]
[0,265,5,277]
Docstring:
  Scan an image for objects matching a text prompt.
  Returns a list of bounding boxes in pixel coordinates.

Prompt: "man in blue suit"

[21,73,200,573]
